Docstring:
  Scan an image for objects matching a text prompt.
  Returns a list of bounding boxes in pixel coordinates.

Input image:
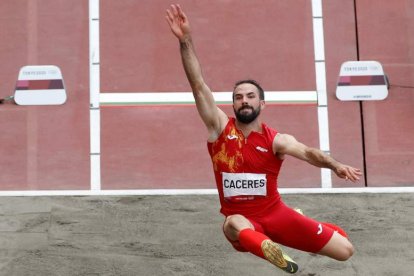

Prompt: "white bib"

[222,172,267,198]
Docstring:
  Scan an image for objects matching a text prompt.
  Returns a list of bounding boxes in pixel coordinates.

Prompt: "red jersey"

[207,117,283,217]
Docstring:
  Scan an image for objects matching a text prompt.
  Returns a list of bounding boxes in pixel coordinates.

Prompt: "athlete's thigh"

[261,202,334,253]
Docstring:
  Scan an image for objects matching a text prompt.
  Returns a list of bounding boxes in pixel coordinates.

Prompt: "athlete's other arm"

[165,4,227,140]
[273,134,362,182]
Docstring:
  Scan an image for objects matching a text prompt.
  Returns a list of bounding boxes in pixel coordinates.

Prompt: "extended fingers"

[165,9,173,24]
[170,4,179,16]
[344,167,362,182]
[176,4,187,20]
[166,4,186,24]
[166,4,179,20]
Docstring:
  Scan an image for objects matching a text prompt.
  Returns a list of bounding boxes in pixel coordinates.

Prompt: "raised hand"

[166,4,190,41]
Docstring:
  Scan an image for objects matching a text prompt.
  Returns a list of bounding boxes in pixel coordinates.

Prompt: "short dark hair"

[233,79,265,101]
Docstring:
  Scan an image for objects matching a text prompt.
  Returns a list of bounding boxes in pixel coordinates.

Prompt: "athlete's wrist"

[179,34,192,44]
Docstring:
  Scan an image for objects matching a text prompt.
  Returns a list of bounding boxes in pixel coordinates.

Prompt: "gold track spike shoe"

[261,240,298,274]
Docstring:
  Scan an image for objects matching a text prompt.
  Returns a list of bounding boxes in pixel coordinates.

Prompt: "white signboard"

[336,61,388,101]
[14,65,67,105]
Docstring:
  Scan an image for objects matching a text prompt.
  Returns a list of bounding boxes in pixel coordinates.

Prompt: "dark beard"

[234,106,261,124]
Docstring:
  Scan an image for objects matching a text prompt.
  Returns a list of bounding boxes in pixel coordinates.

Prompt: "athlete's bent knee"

[225,214,243,224]
[320,233,355,261]
[224,215,252,232]
[336,243,354,261]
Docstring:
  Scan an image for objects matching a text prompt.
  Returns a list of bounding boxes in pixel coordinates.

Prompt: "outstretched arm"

[165,4,227,140]
[273,133,362,182]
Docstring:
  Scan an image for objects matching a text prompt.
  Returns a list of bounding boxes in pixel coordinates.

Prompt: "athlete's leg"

[223,214,254,242]
[296,207,349,239]
[263,203,335,254]
[223,214,298,274]
[223,214,266,256]
[294,207,353,260]
[317,231,354,261]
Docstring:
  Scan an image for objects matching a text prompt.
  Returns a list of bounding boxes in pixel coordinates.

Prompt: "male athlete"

[166,4,362,274]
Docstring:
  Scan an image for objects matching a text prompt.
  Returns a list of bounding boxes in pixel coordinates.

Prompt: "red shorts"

[223,201,335,253]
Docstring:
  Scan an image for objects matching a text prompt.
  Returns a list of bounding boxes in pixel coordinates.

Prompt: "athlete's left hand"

[334,165,362,182]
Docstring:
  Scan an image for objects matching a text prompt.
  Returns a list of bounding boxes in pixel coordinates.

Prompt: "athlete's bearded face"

[234,104,261,124]
[233,83,264,124]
